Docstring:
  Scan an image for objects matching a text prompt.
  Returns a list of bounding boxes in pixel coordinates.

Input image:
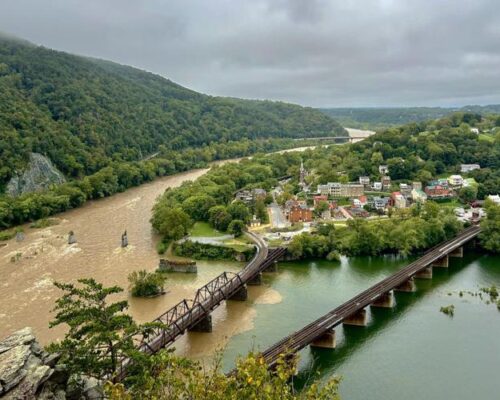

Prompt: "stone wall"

[158,259,197,273]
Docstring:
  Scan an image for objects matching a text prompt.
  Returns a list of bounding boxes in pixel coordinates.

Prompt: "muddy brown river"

[0,132,372,361]
[0,163,282,362]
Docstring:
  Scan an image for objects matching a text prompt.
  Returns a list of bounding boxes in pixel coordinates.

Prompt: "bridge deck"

[259,225,481,367]
[115,234,285,379]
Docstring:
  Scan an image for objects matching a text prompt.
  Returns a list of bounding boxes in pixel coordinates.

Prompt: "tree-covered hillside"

[0,34,345,188]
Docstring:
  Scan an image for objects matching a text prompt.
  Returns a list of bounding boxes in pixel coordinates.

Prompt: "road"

[268,203,289,228]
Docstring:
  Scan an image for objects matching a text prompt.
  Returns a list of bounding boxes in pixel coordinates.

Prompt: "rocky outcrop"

[0,327,102,399]
[6,153,66,197]
[0,327,54,399]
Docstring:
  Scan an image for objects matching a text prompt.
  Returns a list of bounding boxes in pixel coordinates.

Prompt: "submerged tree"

[128,270,167,297]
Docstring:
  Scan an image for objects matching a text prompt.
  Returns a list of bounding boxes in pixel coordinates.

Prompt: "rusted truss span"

[114,235,286,379]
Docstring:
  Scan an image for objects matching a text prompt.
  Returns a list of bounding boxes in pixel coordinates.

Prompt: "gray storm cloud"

[1,0,499,107]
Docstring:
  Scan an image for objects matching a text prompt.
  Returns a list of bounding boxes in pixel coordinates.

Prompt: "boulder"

[0,344,31,392]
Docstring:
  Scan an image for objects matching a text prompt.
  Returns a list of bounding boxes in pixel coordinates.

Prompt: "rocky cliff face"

[0,328,101,399]
[6,153,66,197]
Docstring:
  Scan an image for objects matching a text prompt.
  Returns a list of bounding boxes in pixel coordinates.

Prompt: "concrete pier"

[263,261,278,273]
[68,231,77,244]
[158,259,197,273]
[343,309,367,326]
[311,329,336,349]
[121,231,128,248]
[371,291,395,308]
[395,277,416,292]
[415,266,433,279]
[431,255,449,268]
[248,273,262,286]
[449,246,463,258]
[188,315,212,333]
[228,285,248,301]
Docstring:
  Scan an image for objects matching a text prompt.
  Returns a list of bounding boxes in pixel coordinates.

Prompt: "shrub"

[128,270,167,297]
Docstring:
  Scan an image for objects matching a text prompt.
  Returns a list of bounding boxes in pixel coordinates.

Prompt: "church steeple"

[299,158,306,187]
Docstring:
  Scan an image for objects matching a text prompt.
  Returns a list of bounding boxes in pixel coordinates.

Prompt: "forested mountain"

[0,34,345,188]
[320,105,500,130]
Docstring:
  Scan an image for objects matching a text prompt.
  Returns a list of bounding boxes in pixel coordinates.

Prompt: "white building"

[487,194,500,205]
[470,128,479,134]
[373,182,382,191]
[448,175,464,186]
[359,176,370,185]
[379,165,389,174]
[460,164,480,173]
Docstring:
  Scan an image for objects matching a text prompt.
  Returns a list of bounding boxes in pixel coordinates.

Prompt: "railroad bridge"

[258,225,481,368]
[116,225,480,379]
[116,233,285,379]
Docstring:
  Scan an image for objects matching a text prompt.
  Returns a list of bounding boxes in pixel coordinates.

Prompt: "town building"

[299,159,309,191]
[372,196,390,211]
[390,191,407,208]
[487,194,500,205]
[286,201,313,223]
[372,182,382,191]
[470,127,479,134]
[448,175,464,187]
[399,183,412,196]
[460,164,481,173]
[381,176,391,190]
[316,182,364,198]
[411,188,427,203]
[379,165,389,174]
[412,182,423,190]
[313,195,328,206]
[425,184,453,199]
[235,188,267,204]
[359,176,370,186]
[428,179,449,188]
[250,215,261,227]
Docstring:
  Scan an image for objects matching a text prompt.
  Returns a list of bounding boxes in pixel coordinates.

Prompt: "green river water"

[221,252,500,399]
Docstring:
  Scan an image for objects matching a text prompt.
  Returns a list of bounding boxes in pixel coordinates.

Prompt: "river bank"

[0,128,370,357]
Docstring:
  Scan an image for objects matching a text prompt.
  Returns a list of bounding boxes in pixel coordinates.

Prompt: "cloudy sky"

[1,0,500,107]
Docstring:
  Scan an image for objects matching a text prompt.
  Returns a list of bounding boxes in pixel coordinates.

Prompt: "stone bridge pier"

[228,285,248,301]
[395,277,416,292]
[343,309,367,326]
[371,291,395,308]
[188,315,212,333]
[311,328,336,349]
[416,266,433,279]
[431,255,449,268]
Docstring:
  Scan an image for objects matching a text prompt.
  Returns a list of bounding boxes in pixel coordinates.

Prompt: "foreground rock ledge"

[0,327,101,399]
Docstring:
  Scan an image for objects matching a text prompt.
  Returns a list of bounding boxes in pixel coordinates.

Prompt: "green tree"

[227,201,251,223]
[480,200,500,253]
[128,270,167,297]
[105,351,341,400]
[208,205,232,231]
[182,195,216,221]
[458,186,478,203]
[48,279,137,378]
[151,205,192,240]
[228,219,246,237]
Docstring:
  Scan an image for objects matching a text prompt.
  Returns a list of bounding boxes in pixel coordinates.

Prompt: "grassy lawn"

[189,222,225,237]
[222,237,254,252]
[435,198,462,208]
